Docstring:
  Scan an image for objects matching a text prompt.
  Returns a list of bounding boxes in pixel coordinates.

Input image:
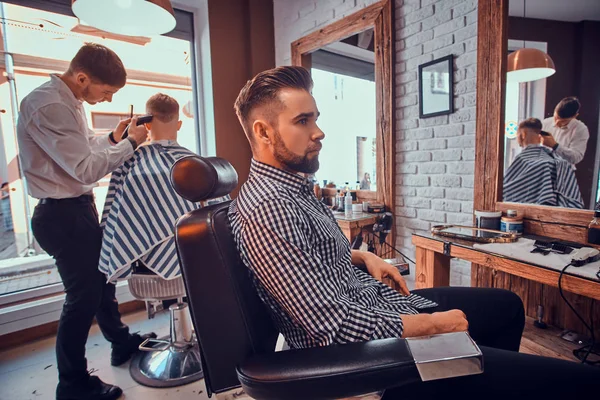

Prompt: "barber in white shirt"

[16,43,153,400]
[541,96,589,168]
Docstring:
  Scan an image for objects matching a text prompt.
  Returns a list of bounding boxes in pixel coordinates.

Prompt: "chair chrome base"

[129,338,203,388]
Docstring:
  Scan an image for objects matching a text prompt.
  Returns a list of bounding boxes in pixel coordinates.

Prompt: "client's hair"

[67,43,126,87]
[555,96,580,119]
[234,66,313,146]
[518,118,542,133]
[146,93,180,123]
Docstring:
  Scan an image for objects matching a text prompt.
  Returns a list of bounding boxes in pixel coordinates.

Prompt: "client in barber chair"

[228,66,600,399]
[504,118,584,208]
[99,93,206,281]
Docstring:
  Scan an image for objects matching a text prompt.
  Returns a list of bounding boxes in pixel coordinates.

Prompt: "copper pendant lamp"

[506,0,555,83]
[71,0,175,37]
[507,47,555,83]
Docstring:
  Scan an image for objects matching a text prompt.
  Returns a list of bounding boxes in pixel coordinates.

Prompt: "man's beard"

[81,86,96,104]
[272,130,320,174]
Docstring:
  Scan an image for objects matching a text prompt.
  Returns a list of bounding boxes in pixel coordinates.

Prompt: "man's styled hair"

[555,96,580,119]
[146,93,180,123]
[68,43,127,87]
[234,66,313,146]
[518,117,542,132]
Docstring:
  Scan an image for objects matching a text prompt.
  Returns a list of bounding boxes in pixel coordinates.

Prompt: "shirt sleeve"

[555,123,589,165]
[27,103,134,185]
[89,131,113,151]
[240,198,405,346]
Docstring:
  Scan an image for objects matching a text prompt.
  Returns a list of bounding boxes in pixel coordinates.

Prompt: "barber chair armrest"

[237,332,483,400]
[236,337,418,400]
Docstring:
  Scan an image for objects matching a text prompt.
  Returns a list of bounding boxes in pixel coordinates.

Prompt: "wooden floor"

[520,317,583,362]
[0,311,592,400]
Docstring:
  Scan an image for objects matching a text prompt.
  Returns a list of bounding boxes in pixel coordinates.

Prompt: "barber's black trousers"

[383,287,600,399]
[31,200,130,385]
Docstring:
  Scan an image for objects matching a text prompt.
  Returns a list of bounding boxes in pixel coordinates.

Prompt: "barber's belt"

[38,194,94,205]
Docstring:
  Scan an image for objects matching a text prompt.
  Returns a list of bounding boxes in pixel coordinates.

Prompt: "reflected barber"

[541,96,590,168]
[16,43,155,400]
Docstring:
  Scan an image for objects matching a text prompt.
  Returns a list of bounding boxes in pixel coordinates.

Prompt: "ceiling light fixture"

[71,0,175,37]
[506,0,555,83]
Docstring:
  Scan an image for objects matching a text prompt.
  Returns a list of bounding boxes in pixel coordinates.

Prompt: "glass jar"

[588,211,600,245]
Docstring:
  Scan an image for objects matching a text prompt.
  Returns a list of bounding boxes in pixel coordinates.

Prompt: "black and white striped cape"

[99,142,199,282]
[503,146,583,208]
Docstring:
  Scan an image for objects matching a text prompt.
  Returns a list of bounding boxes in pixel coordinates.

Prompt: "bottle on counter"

[345,189,353,218]
[337,189,344,211]
[588,210,600,245]
[355,181,360,190]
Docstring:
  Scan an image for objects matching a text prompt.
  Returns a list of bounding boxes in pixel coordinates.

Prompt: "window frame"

[0,0,213,329]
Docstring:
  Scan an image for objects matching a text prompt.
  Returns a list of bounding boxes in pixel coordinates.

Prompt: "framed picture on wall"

[418,55,454,118]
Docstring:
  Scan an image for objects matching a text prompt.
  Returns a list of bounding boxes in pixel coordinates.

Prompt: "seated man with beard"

[228,66,599,399]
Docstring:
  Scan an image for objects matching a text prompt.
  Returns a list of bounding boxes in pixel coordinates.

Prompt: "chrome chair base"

[129,338,203,388]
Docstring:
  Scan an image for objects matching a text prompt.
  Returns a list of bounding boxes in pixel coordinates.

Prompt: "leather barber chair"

[170,156,483,400]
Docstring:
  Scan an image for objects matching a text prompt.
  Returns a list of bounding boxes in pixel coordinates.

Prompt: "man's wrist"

[108,131,118,145]
[358,250,375,265]
[126,137,138,150]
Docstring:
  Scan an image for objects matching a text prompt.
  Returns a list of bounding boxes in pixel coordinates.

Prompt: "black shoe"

[110,332,157,366]
[56,376,122,400]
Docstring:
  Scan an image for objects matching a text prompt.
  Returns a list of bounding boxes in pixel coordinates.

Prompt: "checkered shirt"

[228,160,437,349]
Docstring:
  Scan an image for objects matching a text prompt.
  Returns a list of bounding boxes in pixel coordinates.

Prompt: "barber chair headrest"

[170,156,238,202]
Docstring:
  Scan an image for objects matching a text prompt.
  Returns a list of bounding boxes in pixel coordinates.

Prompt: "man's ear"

[144,122,152,130]
[252,119,271,144]
[75,72,90,86]
[177,120,182,131]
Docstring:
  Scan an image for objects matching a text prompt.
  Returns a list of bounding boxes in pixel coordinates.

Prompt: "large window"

[311,68,377,191]
[0,1,201,300]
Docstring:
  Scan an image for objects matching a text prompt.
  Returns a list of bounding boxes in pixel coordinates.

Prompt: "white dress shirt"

[541,117,589,168]
[17,74,134,199]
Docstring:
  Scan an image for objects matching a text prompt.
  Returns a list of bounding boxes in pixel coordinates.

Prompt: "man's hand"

[401,309,468,338]
[125,116,149,147]
[113,118,132,143]
[431,309,469,334]
[541,133,557,148]
[359,251,410,296]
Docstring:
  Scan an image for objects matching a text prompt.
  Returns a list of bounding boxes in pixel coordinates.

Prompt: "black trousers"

[382,287,600,399]
[31,199,130,385]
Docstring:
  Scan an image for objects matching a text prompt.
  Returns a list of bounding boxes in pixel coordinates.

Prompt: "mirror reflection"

[502,0,600,210]
[310,29,377,192]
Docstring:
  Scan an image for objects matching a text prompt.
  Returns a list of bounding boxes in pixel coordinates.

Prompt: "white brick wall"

[273,0,477,287]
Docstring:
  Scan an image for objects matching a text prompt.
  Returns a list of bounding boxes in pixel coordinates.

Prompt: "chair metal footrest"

[139,337,171,352]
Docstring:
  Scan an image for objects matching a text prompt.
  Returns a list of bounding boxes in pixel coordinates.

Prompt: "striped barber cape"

[99,141,199,282]
[503,145,583,209]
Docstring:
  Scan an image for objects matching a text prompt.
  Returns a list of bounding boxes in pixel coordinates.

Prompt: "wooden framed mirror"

[474,0,600,337]
[475,0,598,242]
[290,0,393,211]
